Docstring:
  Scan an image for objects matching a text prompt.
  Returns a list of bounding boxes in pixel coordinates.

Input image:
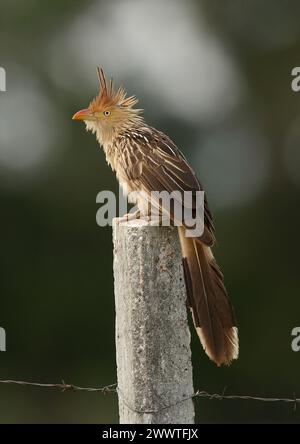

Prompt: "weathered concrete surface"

[113,219,195,424]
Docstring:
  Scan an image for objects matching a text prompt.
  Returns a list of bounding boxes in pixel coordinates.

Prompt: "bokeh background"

[1,0,300,424]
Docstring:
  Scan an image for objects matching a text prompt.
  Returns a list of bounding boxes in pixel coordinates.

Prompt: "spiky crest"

[89,68,140,112]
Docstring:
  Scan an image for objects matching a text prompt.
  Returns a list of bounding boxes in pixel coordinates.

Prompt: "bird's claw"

[116,210,141,224]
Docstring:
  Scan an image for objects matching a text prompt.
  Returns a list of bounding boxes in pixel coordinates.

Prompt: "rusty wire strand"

[0,378,298,414]
[0,379,117,393]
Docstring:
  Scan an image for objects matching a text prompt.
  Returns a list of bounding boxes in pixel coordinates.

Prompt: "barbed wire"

[0,378,299,413]
[0,379,117,393]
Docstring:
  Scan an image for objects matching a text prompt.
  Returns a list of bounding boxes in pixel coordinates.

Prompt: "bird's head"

[72,68,143,145]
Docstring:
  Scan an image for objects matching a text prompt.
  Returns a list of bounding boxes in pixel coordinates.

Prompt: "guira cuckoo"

[73,68,238,366]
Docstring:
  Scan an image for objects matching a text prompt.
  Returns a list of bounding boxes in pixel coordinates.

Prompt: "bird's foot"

[116,210,141,224]
[139,214,171,226]
[116,212,171,226]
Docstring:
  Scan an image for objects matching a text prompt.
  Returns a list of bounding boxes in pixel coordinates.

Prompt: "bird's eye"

[103,110,111,117]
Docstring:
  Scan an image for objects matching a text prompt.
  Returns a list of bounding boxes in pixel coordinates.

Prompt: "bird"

[73,68,238,366]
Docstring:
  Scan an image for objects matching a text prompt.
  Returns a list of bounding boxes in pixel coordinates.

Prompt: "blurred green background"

[1,0,300,424]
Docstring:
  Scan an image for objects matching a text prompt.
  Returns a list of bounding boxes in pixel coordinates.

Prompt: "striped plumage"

[73,68,239,366]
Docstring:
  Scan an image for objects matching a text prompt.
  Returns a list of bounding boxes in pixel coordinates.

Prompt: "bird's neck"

[96,124,117,150]
[87,116,144,151]
[88,118,145,170]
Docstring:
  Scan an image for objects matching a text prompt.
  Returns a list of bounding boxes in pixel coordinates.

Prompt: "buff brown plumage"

[73,68,238,366]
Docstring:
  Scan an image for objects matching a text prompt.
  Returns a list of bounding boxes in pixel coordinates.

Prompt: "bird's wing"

[121,127,215,246]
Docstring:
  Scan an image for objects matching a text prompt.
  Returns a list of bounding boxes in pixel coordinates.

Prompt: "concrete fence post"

[112,218,195,424]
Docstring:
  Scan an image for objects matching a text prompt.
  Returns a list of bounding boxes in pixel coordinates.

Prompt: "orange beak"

[72,108,91,121]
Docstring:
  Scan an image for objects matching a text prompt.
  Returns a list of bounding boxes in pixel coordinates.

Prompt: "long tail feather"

[179,227,238,366]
